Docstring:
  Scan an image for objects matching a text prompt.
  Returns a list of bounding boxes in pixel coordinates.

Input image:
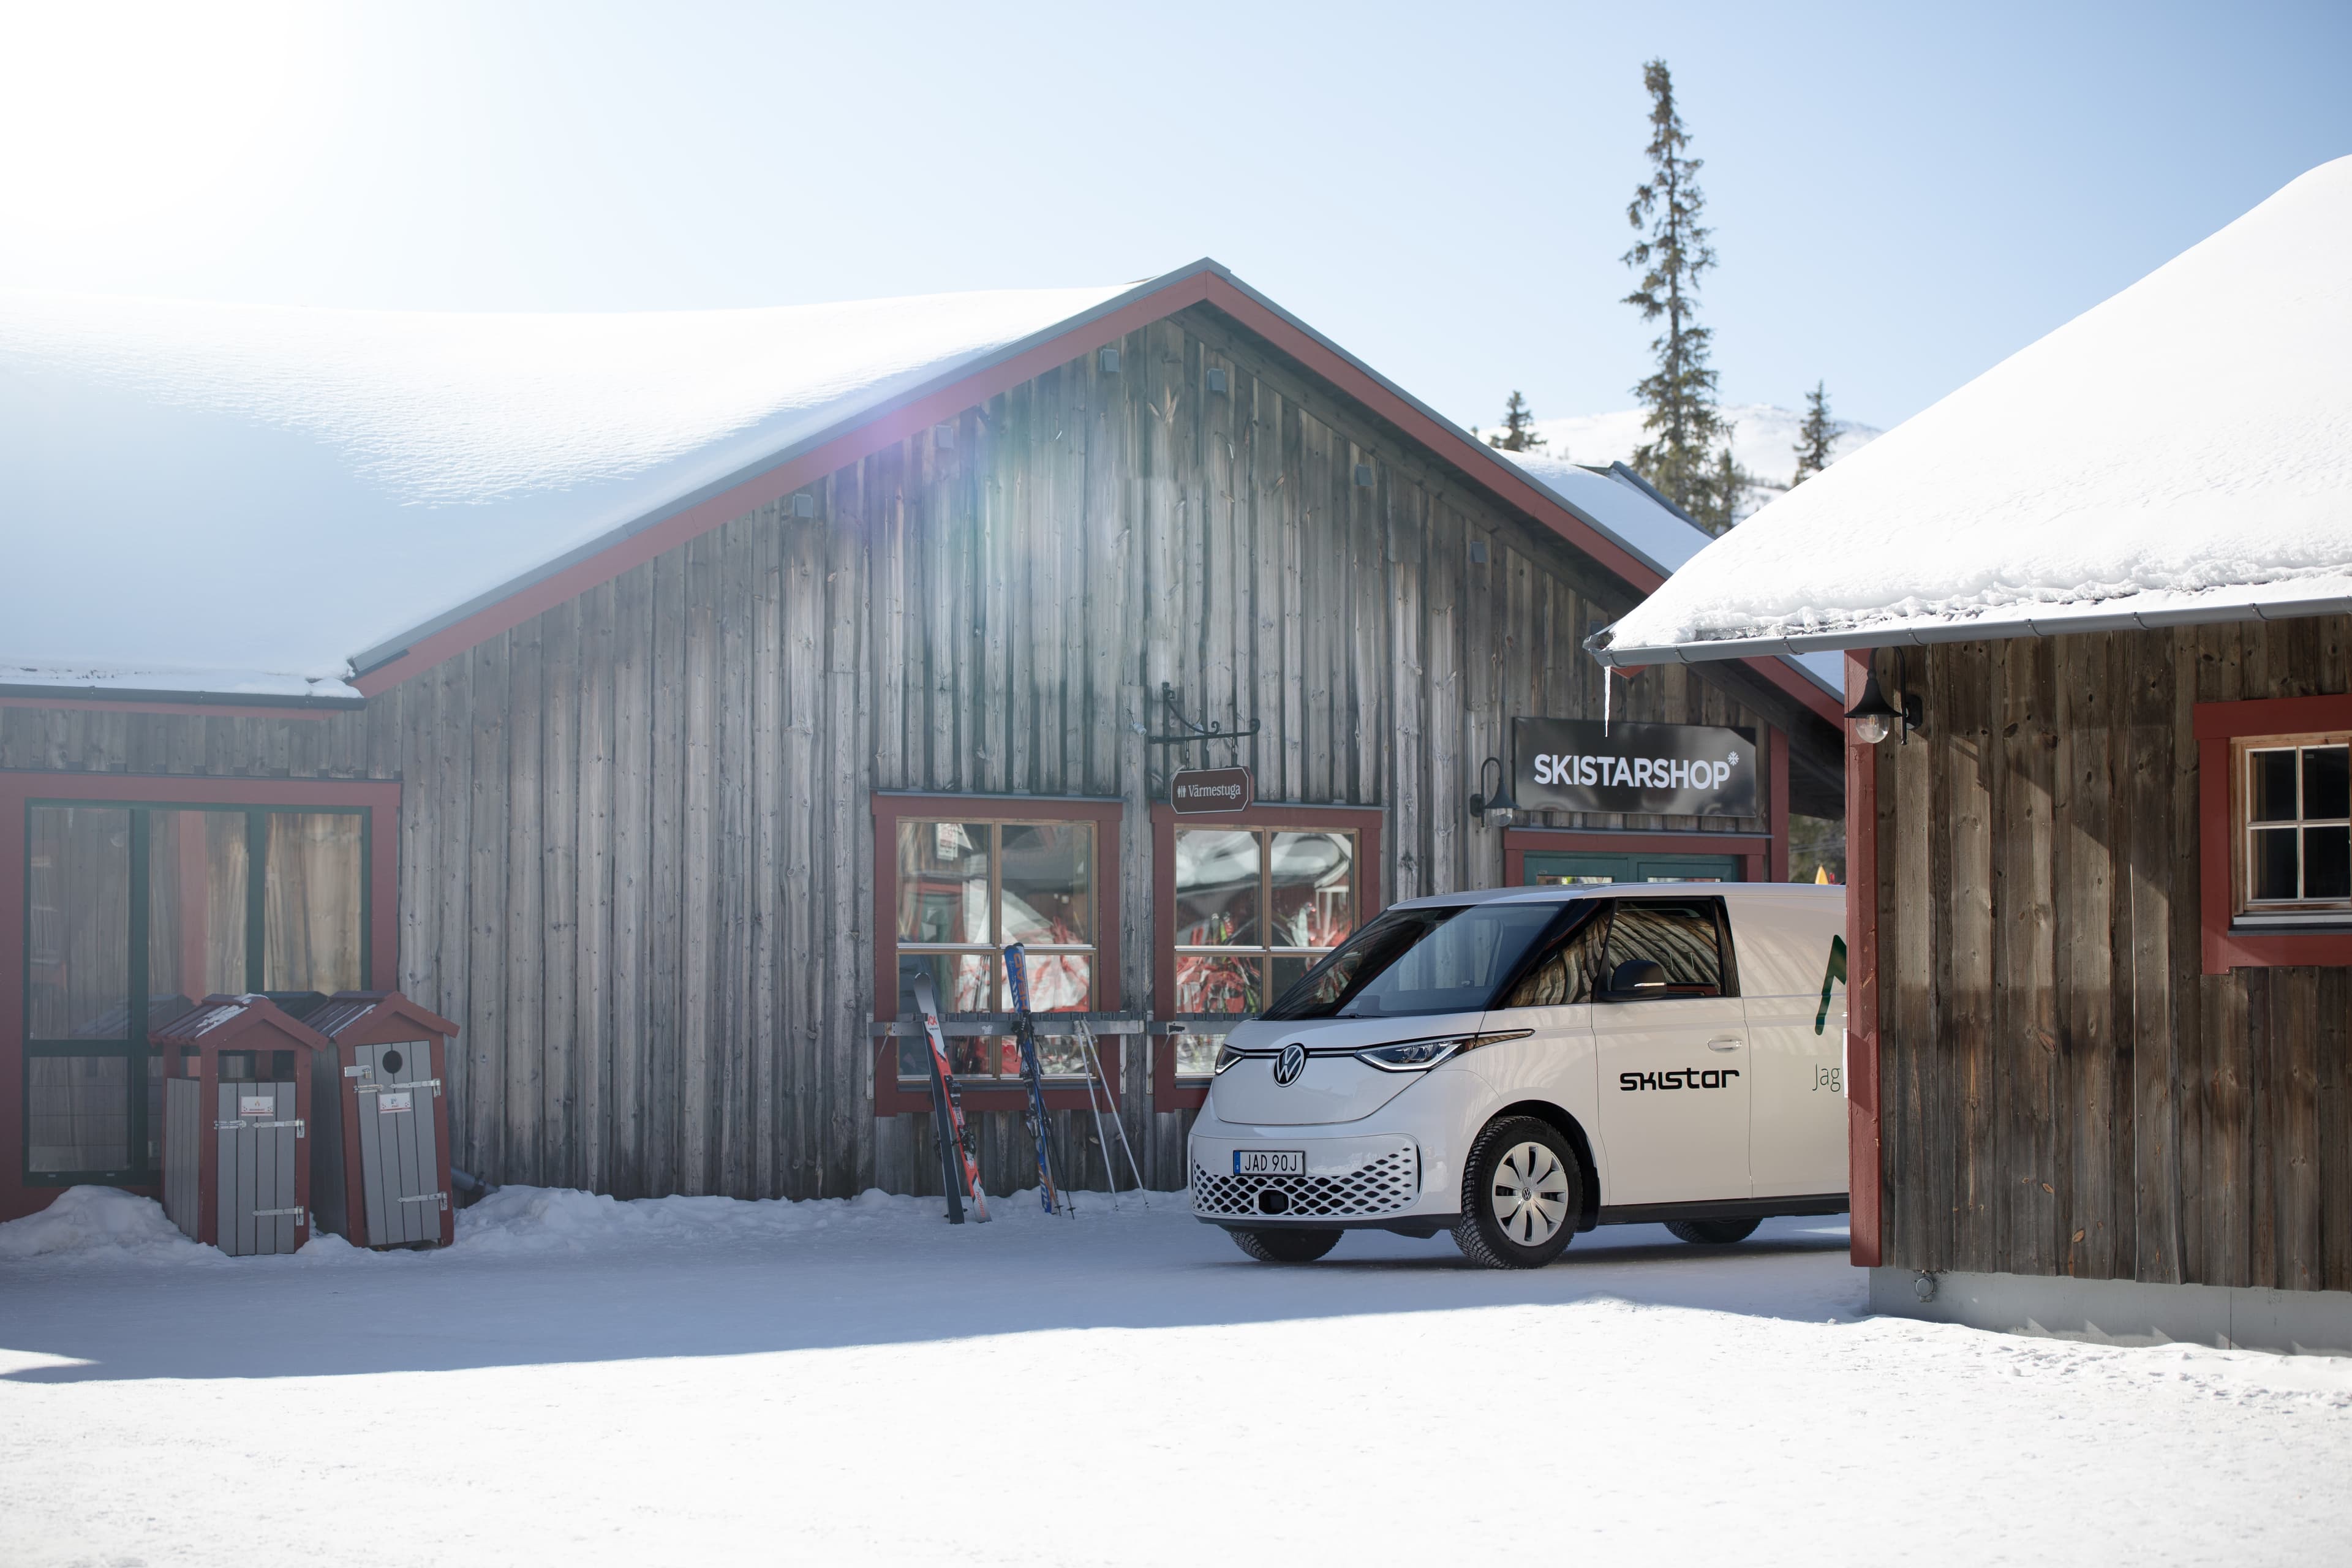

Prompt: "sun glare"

[0,2,344,253]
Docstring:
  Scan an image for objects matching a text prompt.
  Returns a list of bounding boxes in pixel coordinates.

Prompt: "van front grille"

[1191,1142,1420,1220]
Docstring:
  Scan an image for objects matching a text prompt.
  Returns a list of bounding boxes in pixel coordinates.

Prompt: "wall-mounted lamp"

[1469,756,1517,827]
[1844,660,1923,745]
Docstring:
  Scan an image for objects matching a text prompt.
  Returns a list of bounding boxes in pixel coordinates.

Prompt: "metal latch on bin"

[215,1118,306,1136]
[355,1079,442,1095]
[398,1192,450,1210]
[252,1206,306,1222]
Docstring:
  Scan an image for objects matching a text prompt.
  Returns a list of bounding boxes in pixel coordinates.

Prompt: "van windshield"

[1263,901,1577,1020]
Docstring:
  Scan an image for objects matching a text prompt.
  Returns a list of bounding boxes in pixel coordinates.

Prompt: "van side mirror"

[1604,959,1669,998]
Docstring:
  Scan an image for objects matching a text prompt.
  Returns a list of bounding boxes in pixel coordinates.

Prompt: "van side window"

[1500,907,1609,1008]
[1602,899,1727,998]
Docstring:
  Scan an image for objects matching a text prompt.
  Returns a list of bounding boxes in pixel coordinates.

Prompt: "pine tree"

[1487,391,1547,452]
[1623,59,1738,533]
[1790,380,1840,487]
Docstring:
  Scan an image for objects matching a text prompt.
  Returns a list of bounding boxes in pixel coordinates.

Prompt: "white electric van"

[1189,883,1847,1268]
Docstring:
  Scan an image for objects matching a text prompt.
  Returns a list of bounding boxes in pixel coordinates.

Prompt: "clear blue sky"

[3,1,2345,434]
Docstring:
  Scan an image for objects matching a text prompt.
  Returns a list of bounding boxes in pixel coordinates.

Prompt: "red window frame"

[2196,695,2352,973]
[1151,802,1383,1110]
[870,793,1125,1115]
[0,770,402,1223]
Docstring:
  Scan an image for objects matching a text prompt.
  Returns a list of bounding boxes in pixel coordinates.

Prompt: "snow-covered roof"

[1592,156,2352,669]
[1502,454,1842,695]
[0,281,1131,698]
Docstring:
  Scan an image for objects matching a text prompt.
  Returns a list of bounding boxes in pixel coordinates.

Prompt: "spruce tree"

[1487,391,1547,452]
[1790,380,1840,487]
[1623,59,1738,533]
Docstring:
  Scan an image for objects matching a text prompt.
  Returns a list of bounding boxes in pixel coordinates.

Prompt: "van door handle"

[1706,1037,1742,1052]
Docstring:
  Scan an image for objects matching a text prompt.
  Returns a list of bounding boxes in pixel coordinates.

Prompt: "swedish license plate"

[1234,1150,1303,1176]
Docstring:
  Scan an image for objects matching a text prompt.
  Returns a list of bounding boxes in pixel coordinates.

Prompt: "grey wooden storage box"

[307,992,459,1249]
[153,997,328,1256]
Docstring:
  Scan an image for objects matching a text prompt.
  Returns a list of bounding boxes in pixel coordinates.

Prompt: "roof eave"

[1588,590,2352,669]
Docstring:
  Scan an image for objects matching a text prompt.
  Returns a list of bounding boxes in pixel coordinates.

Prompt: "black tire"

[1451,1115,1583,1270]
[1665,1216,1762,1245]
[1228,1227,1342,1264]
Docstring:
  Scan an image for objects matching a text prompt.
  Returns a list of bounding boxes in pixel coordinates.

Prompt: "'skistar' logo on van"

[1273,1042,1307,1085]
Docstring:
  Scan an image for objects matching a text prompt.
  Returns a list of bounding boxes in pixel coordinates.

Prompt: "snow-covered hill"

[1490,403,1882,520]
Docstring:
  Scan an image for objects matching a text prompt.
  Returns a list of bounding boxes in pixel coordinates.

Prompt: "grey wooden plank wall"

[0,303,1787,1204]
[1872,619,2352,1293]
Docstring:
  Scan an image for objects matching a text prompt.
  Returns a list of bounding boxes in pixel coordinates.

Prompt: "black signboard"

[1170,766,1255,815]
[1512,718,1756,818]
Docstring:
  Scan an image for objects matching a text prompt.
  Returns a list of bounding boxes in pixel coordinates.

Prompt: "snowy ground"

[5,1186,2350,1567]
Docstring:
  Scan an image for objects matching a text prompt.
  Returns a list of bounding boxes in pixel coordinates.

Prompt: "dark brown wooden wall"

[1871,619,2352,1292]
[1,302,1812,1206]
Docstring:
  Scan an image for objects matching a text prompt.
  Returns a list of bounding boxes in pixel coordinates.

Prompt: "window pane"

[263,813,363,993]
[149,810,249,1014]
[951,1035,1017,1079]
[1176,952,1262,1014]
[1001,952,1091,1013]
[27,1054,130,1174]
[1001,823,1092,944]
[2305,747,2351,821]
[1174,829,1260,948]
[1269,953,1316,1001]
[1269,831,1354,948]
[2249,750,2299,823]
[2305,826,2351,900]
[896,952,992,1076]
[28,807,132,1039]
[897,822,992,944]
[1605,901,1725,994]
[1503,911,1607,1008]
[1175,1031,1221,1077]
[2252,826,2300,901]
[1034,1027,1091,1077]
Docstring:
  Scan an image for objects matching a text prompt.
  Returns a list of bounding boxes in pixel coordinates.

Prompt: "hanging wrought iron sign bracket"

[1145,683,1260,797]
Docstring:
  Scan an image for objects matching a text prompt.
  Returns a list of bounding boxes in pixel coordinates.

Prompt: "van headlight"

[1353,1030,1530,1072]
[1212,1042,1248,1075]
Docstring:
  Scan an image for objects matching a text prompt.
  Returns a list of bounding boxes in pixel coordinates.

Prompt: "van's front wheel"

[1228,1227,1341,1264]
[1452,1116,1581,1269]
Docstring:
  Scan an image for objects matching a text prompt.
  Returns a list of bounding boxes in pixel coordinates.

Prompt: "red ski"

[912,971,990,1223]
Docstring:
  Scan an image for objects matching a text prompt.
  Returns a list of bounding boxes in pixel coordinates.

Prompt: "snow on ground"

[1600,156,2352,660]
[5,1185,2350,1567]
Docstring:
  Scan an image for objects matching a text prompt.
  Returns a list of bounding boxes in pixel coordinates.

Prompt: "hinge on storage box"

[216,1118,306,1136]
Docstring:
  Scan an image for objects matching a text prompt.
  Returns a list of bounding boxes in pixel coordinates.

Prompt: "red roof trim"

[309,260,1835,725]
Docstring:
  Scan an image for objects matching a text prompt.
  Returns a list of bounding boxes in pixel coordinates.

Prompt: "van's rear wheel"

[1229,1227,1341,1264]
[1665,1216,1761,1245]
[1452,1116,1581,1270]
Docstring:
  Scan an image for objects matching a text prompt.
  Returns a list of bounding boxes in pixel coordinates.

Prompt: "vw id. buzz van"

[1190,883,1847,1268]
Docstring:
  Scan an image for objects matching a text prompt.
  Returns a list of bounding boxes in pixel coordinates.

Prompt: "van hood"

[1207,1011,1490,1126]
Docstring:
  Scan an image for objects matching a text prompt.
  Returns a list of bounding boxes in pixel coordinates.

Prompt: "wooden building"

[1593,158,2352,1349]
[0,262,1842,1223]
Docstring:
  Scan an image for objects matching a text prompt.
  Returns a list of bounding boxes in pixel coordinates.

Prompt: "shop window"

[2233,736,2352,919]
[21,801,372,1183]
[893,818,1096,1080]
[1170,824,1360,1077]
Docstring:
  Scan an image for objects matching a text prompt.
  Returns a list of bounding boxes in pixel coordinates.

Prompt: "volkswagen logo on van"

[1273,1042,1308,1086]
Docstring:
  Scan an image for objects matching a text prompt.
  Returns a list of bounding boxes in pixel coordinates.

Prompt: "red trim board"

[869,794,1125,1117]
[1150,802,1385,1111]
[2195,694,2352,974]
[1845,651,1882,1268]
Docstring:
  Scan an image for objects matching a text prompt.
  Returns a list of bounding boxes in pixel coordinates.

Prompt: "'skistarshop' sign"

[1512,717,1757,818]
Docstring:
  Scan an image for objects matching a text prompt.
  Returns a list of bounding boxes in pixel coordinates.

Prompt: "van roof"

[1386,881,1845,911]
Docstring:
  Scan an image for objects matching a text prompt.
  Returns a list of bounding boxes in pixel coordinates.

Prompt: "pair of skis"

[911,943,1065,1223]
